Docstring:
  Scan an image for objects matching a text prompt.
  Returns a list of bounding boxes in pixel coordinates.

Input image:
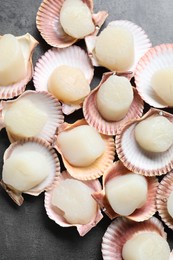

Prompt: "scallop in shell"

[116,108,173,176]
[0,137,60,206]
[36,0,108,48]
[33,45,94,115]
[85,20,151,74]
[0,90,64,143]
[54,119,115,180]
[92,160,158,221]
[135,44,173,108]
[83,72,144,135]
[102,216,171,260]
[156,171,173,230]
[0,33,38,99]
[44,170,103,236]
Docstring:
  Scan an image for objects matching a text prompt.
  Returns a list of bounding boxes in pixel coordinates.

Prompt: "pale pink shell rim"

[1,90,64,144]
[115,108,173,177]
[102,216,167,260]
[156,171,173,230]
[92,160,158,222]
[54,119,115,181]
[85,19,152,73]
[44,170,103,236]
[2,137,61,199]
[134,43,173,108]
[83,72,144,136]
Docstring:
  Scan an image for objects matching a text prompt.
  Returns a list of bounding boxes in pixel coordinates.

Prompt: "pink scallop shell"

[135,44,173,108]
[36,0,108,48]
[156,171,173,230]
[101,216,168,260]
[1,90,64,144]
[85,20,152,73]
[0,137,60,206]
[44,170,103,236]
[116,108,173,176]
[92,160,158,222]
[53,119,115,180]
[0,33,38,99]
[33,45,94,115]
[83,72,144,136]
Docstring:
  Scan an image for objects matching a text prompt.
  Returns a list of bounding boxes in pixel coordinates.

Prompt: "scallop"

[1,90,64,143]
[105,173,148,216]
[48,65,90,105]
[122,231,170,260]
[56,124,105,167]
[96,74,134,121]
[151,67,173,106]
[101,216,171,260]
[51,178,98,224]
[83,72,144,136]
[0,138,60,206]
[0,34,26,86]
[115,108,173,176]
[36,0,108,48]
[85,20,151,73]
[54,119,115,180]
[134,115,173,153]
[135,44,173,108]
[92,160,158,221]
[0,33,38,99]
[94,26,135,72]
[45,171,103,236]
[60,0,95,39]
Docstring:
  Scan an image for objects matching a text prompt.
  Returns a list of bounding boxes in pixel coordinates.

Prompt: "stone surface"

[0,0,173,259]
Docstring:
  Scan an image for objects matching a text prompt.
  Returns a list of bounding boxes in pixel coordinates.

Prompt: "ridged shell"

[33,45,94,115]
[135,44,173,108]
[44,170,103,236]
[1,90,64,144]
[36,0,108,48]
[102,216,167,260]
[54,119,115,180]
[156,171,173,230]
[0,137,60,206]
[116,108,173,176]
[83,72,144,135]
[85,19,152,73]
[0,33,38,99]
[92,160,158,221]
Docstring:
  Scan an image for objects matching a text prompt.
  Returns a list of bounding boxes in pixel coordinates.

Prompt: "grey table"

[0,0,173,259]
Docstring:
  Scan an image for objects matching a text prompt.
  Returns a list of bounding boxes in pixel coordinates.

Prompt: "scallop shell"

[0,33,38,99]
[116,108,173,176]
[135,44,173,108]
[92,160,158,221]
[33,45,94,115]
[44,170,103,236]
[1,90,64,144]
[83,72,144,136]
[53,119,115,180]
[0,137,60,206]
[85,20,152,73]
[102,216,167,260]
[156,171,173,230]
[36,0,108,48]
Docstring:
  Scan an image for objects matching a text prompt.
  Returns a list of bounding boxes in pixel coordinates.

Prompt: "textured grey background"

[0,0,173,259]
